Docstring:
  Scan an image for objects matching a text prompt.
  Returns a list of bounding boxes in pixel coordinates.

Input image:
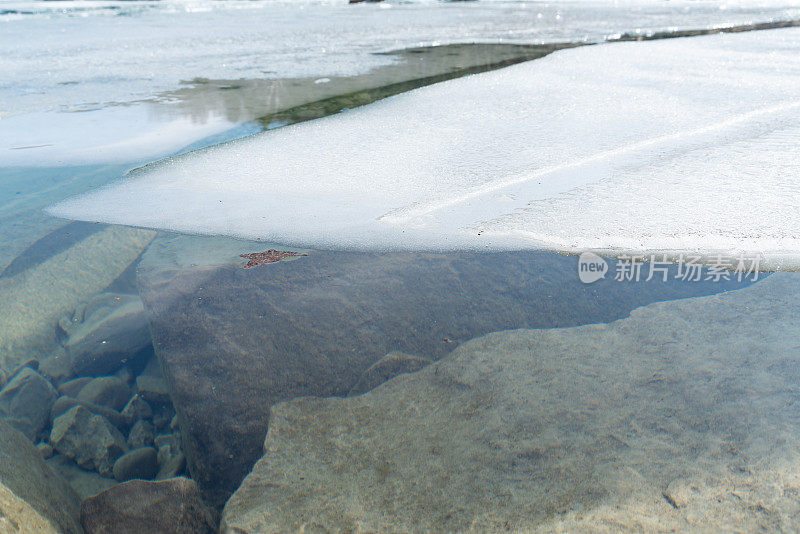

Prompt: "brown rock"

[80,477,216,533]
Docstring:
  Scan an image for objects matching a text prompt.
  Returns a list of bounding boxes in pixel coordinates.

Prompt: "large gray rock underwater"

[135,235,750,504]
[221,273,800,532]
[0,421,82,533]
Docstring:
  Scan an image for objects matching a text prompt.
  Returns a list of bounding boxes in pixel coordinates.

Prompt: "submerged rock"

[113,447,158,482]
[222,273,800,532]
[0,226,156,371]
[50,405,128,477]
[128,419,155,449]
[348,351,431,396]
[0,367,57,441]
[0,421,82,533]
[62,293,151,377]
[153,432,186,479]
[121,394,153,421]
[58,376,93,398]
[37,442,54,459]
[136,374,170,406]
[137,239,750,505]
[46,455,117,501]
[50,395,132,431]
[80,477,216,533]
[77,375,132,411]
[156,448,186,481]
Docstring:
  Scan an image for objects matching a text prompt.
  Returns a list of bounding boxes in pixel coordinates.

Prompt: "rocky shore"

[0,224,794,533]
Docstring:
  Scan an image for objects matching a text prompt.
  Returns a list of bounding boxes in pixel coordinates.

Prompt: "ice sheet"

[0,107,234,167]
[3,0,800,166]
[3,0,800,118]
[49,29,800,265]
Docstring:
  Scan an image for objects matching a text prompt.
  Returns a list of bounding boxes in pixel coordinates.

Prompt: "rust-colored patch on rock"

[240,250,307,268]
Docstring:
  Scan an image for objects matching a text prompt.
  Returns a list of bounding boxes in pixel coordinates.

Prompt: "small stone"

[152,404,175,431]
[80,477,216,533]
[128,420,155,449]
[77,376,132,411]
[8,358,39,380]
[113,447,158,482]
[37,442,54,459]
[115,365,134,385]
[136,375,170,405]
[38,348,74,386]
[663,478,704,509]
[58,377,93,398]
[156,449,186,480]
[50,406,128,477]
[121,394,153,421]
[154,433,180,451]
[0,367,58,441]
[50,395,132,431]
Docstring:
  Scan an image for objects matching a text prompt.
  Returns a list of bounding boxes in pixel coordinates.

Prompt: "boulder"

[113,447,159,482]
[0,367,57,441]
[50,405,128,477]
[62,292,152,377]
[77,376,132,411]
[137,239,750,505]
[348,351,431,396]
[128,419,155,449]
[222,273,800,532]
[80,477,216,533]
[0,421,81,533]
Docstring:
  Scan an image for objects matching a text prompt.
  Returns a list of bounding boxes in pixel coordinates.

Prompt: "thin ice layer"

[4,0,800,118]
[49,29,800,266]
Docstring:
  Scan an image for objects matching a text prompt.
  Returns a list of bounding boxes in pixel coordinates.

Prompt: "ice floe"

[3,0,799,166]
[49,28,800,266]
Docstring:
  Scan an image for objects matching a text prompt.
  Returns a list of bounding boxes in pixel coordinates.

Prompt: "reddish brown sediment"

[239,250,307,268]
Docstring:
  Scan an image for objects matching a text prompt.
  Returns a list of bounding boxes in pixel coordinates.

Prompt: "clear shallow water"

[1,2,800,532]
